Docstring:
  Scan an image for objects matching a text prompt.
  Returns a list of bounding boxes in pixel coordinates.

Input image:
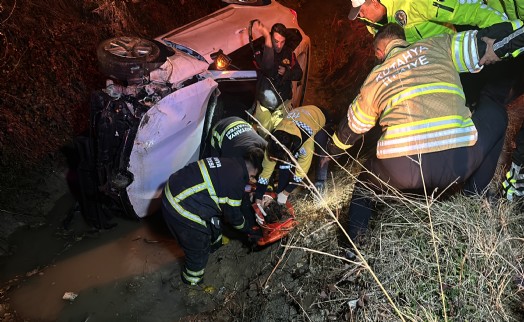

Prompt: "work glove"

[254,201,266,226]
[502,162,524,201]
[277,192,288,205]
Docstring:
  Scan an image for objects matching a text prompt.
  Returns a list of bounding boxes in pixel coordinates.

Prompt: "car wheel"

[97,36,163,83]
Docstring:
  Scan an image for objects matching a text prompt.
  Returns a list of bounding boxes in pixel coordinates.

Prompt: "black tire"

[97,36,163,83]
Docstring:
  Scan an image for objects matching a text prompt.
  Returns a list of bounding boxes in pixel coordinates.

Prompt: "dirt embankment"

[0,0,224,210]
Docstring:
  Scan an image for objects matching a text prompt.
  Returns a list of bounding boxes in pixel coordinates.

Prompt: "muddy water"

[1,192,188,321]
[1,192,269,321]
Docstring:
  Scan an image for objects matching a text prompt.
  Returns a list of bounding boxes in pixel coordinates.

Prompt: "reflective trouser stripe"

[211,234,222,245]
[233,222,245,230]
[182,267,205,285]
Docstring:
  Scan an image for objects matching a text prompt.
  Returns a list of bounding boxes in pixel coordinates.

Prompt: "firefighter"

[161,149,263,285]
[487,0,524,21]
[207,116,267,229]
[328,22,524,243]
[482,0,524,202]
[208,116,267,158]
[348,0,524,200]
[251,21,303,136]
[348,0,509,43]
[254,105,328,208]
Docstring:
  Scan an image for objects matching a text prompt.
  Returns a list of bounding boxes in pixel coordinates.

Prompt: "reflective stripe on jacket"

[337,32,488,159]
[210,116,267,158]
[163,157,247,232]
[368,0,508,43]
[487,0,524,20]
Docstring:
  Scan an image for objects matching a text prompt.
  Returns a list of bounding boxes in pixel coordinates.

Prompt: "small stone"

[62,292,78,301]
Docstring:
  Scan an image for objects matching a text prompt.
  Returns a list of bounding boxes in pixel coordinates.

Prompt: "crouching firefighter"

[161,149,263,285]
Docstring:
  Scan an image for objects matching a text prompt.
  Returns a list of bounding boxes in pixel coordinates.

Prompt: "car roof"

[156,1,305,64]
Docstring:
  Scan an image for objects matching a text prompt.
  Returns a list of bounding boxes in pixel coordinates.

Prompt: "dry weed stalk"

[91,0,137,34]
[247,111,407,320]
[248,109,523,320]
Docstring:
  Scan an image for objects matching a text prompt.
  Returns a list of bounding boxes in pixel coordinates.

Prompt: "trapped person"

[252,21,303,135]
[254,105,328,208]
[329,22,524,243]
[161,150,263,285]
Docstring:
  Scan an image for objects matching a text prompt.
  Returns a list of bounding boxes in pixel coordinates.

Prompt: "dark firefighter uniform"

[331,22,524,241]
[161,157,251,285]
[484,1,524,200]
[255,105,326,200]
[254,36,303,135]
[209,116,267,158]
[362,0,508,43]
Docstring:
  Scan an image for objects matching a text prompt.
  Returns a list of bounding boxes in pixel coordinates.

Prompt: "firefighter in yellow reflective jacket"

[161,151,262,285]
[487,0,524,21]
[348,0,508,43]
[254,105,327,205]
[348,0,522,108]
[329,22,524,242]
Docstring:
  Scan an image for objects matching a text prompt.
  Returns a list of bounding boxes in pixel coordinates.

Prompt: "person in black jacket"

[161,149,263,285]
[252,21,303,136]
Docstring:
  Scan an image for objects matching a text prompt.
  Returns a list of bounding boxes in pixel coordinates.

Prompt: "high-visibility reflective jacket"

[487,0,524,20]
[209,116,267,158]
[333,23,524,158]
[163,157,248,233]
[258,105,325,187]
[364,0,508,43]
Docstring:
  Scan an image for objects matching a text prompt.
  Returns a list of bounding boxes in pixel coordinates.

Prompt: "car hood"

[156,1,301,64]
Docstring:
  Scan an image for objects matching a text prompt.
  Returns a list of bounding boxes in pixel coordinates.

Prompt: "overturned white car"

[77,0,311,224]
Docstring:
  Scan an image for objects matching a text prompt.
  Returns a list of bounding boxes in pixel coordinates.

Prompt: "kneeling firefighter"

[254,105,330,208]
[161,149,263,285]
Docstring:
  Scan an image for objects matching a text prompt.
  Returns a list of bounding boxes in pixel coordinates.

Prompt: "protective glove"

[254,200,266,226]
[277,192,288,205]
[502,162,524,201]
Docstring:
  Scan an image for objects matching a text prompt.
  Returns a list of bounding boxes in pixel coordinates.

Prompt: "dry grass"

[267,162,524,321]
